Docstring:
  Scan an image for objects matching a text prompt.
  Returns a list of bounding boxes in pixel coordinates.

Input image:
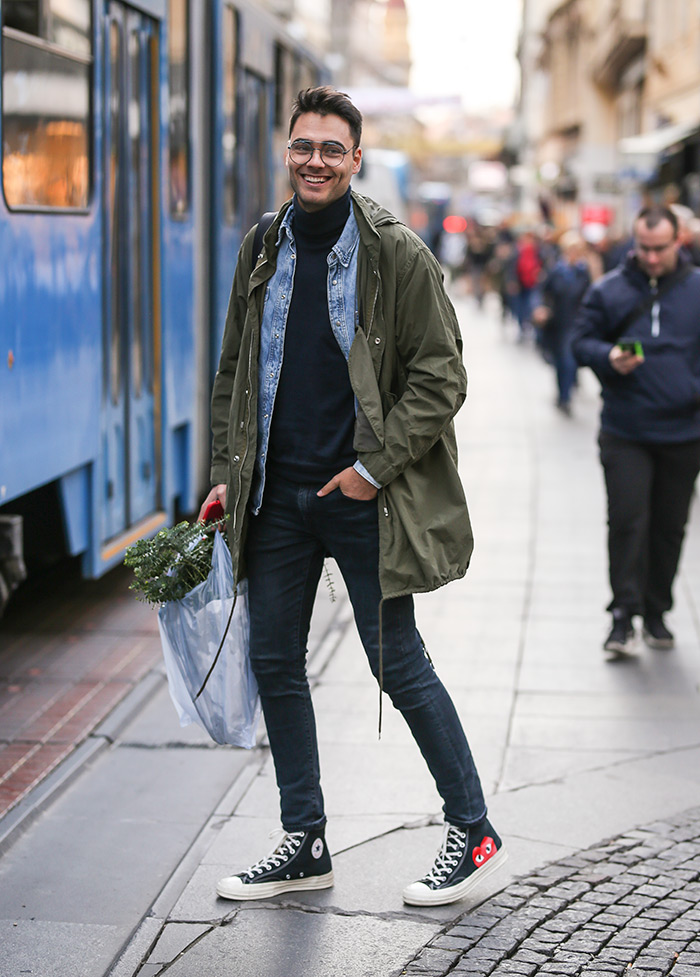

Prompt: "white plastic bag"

[157,531,261,747]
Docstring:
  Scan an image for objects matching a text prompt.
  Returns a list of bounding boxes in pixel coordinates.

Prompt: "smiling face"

[286,112,362,213]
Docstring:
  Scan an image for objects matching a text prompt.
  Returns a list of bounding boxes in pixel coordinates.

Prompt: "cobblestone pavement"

[400,807,700,977]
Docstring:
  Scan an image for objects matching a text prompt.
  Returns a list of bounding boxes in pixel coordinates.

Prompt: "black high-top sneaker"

[603,608,636,659]
[216,829,333,901]
[642,614,674,650]
[403,818,507,907]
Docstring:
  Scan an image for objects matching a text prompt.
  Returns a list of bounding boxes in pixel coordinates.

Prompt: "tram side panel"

[0,15,103,582]
[0,0,329,603]
[0,2,175,587]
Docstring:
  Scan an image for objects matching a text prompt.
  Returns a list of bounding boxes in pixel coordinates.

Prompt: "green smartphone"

[618,339,644,359]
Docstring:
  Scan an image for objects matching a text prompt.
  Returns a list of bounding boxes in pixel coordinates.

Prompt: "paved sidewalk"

[106,294,700,977]
[2,292,700,977]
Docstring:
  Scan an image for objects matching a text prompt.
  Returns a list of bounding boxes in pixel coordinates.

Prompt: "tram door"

[102,2,159,541]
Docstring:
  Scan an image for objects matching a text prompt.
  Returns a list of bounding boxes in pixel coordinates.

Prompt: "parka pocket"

[354,406,382,451]
[349,329,385,450]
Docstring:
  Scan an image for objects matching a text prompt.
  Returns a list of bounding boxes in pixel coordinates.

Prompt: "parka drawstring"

[377,597,385,738]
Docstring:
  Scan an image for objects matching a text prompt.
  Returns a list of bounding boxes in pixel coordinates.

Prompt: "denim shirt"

[251,202,370,513]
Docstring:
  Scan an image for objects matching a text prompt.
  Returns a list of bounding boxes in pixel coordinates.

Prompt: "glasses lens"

[289,140,313,163]
[321,144,344,165]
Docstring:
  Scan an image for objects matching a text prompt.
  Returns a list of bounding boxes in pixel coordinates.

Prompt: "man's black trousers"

[598,430,700,618]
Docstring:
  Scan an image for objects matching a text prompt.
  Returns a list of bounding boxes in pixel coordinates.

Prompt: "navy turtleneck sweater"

[267,190,357,483]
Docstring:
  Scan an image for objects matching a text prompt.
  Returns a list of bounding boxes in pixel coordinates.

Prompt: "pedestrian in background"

[199,87,506,907]
[490,224,517,323]
[511,229,543,340]
[533,230,591,416]
[465,223,494,307]
[572,205,700,659]
[671,203,700,266]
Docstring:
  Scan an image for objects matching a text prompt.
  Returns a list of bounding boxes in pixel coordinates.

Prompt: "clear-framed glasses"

[287,139,354,166]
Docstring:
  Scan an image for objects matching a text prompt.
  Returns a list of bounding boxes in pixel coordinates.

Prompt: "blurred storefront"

[515,0,700,234]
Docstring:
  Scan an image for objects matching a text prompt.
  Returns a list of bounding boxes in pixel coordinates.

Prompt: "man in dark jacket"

[572,205,700,659]
[198,87,506,907]
[534,230,591,414]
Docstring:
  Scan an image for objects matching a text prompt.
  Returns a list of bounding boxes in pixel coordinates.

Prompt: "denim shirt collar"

[332,209,360,267]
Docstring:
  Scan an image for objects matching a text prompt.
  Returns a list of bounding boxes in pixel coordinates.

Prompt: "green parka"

[210,191,473,600]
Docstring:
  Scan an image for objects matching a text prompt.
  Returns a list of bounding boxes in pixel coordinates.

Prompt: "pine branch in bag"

[124,519,228,605]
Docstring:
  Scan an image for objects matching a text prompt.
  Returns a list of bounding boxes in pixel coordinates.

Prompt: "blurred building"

[515,0,700,233]
[511,0,561,223]
[267,0,411,90]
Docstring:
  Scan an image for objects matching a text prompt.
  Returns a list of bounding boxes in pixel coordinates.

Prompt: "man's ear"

[352,146,363,175]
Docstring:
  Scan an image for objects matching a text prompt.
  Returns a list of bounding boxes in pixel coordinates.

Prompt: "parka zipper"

[650,277,660,337]
[365,265,380,343]
[231,333,256,575]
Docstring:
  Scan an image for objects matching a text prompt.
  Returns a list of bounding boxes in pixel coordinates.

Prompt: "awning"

[619,121,700,157]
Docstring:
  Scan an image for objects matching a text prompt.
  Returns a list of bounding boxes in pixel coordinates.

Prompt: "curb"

[0,669,166,856]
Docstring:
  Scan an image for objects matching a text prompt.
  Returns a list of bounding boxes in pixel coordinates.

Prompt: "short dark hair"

[289,87,363,147]
[635,205,679,236]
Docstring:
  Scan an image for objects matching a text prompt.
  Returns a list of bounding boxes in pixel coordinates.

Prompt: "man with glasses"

[573,205,700,659]
[199,86,506,906]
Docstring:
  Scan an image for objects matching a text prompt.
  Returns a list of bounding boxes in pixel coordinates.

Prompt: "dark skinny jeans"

[598,430,700,618]
[244,474,487,834]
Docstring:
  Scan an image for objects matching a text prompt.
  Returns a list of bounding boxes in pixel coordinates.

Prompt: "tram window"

[168,0,189,217]
[2,1,40,36]
[274,45,293,129]
[47,0,91,57]
[241,70,267,232]
[273,44,294,205]
[2,30,90,209]
[222,4,238,224]
[2,0,90,55]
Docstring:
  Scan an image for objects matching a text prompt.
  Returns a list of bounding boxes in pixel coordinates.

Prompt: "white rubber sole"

[217,870,334,901]
[642,628,674,650]
[402,847,508,907]
[603,631,638,660]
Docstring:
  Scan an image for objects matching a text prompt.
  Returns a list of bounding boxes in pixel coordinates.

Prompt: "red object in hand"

[202,499,225,523]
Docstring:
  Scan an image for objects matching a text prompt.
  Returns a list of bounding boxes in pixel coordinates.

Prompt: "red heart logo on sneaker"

[472,836,496,867]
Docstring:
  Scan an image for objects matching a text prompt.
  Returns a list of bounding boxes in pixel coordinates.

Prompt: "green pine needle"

[124,519,228,605]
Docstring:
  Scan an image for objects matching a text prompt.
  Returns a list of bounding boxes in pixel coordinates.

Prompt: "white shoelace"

[244,830,304,879]
[421,824,467,885]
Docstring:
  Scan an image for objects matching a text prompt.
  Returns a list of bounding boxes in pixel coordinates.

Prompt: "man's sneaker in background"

[642,614,675,650]
[603,609,636,659]
[402,818,507,907]
[217,829,333,900]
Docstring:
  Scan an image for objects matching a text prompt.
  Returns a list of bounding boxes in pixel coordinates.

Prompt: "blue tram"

[0,0,326,606]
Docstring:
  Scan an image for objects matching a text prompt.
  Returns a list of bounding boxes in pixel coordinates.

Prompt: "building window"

[168,0,189,217]
[2,0,92,209]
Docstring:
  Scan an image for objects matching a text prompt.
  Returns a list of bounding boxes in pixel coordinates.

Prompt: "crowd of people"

[438,207,700,417]
[437,204,700,661]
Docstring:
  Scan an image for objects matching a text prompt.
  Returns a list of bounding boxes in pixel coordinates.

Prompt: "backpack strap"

[611,262,692,343]
[252,211,277,264]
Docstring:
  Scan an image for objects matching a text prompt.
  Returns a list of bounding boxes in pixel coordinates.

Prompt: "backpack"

[252,212,277,261]
[516,242,541,289]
